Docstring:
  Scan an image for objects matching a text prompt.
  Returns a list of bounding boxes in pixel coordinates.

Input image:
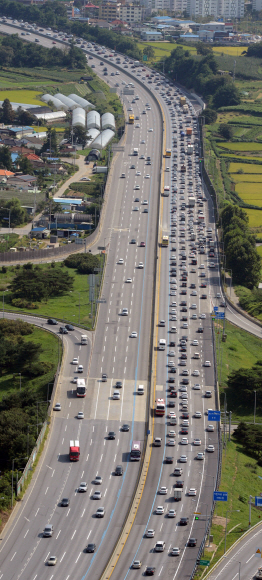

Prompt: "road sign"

[255,497,262,507]
[255,548,262,558]
[208,410,220,421]
[213,491,228,502]
[216,312,225,319]
[213,306,218,312]
[143,54,148,61]
[199,560,210,566]
[194,512,201,514]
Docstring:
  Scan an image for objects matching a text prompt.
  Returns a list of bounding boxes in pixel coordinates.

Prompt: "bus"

[129,114,134,124]
[155,398,165,417]
[162,235,169,247]
[76,378,86,397]
[130,441,141,461]
[165,149,171,157]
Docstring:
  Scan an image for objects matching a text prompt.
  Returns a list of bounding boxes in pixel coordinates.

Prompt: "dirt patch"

[0,509,12,534]
[213,515,227,529]
[205,543,217,552]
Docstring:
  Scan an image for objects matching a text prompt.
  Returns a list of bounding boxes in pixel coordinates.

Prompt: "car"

[47,318,58,325]
[145,529,155,537]
[149,128,153,132]
[188,538,197,547]
[156,506,164,514]
[86,543,96,553]
[207,444,215,452]
[194,439,201,446]
[115,465,123,475]
[113,390,120,400]
[78,482,88,492]
[108,431,116,439]
[80,176,91,182]
[196,452,204,460]
[132,560,142,569]
[138,262,144,269]
[96,507,105,518]
[159,320,165,327]
[47,556,57,566]
[140,241,146,247]
[193,383,201,390]
[181,437,188,445]
[179,455,187,463]
[94,476,102,485]
[170,547,180,556]
[78,365,83,373]
[65,324,74,331]
[207,424,215,432]
[180,517,189,525]
[102,373,107,382]
[168,430,176,438]
[182,419,189,427]
[136,171,141,176]
[134,185,140,190]
[61,497,70,507]
[126,278,132,284]
[93,490,101,500]
[77,411,84,419]
[204,360,211,367]
[159,486,168,495]
[192,340,199,346]
[133,206,139,211]
[168,508,177,518]
[122,424,130,432]
[54,403,61,411]
[122,308,128,316]
[166,456,174,464]
[174,467,182,476]
[193,370,200,376]
[195,411,202,418]
[130,331,137,338]
[145,567,156,576]
[154,540,165,552]
[205,390,212,398]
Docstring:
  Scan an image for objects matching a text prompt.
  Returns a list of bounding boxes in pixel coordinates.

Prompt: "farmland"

[229,162,262,173]
[235,182,262,206]
[244,208,262,227]
[219,142,262,151]
[0,89,43,105]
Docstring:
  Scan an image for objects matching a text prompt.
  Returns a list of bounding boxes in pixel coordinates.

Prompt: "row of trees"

[64,252,101,274]
[0,34,86,69]
[10,262,74,302]
[162,46,240,111]
[234,422,262,464]
[221,204,261,288]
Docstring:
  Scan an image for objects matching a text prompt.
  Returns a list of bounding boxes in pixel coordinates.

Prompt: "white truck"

[81,335,88,345]
[158,339,166,351]
[174,488,182,501]
[188,196,195,208]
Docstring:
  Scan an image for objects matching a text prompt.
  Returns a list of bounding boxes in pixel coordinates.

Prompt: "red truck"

[69,440,80,461]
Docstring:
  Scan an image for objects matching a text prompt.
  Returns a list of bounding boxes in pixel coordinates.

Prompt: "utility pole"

[233,60,236,82]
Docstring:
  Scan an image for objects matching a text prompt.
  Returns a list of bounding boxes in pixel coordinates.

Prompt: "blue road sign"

[213,491,228,502]
[216,313,225,319]
[255,497,262,507]
[208,410,220,421]
[213,306,218,312]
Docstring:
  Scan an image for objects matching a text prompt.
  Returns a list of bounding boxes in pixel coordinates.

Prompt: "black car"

[170,390,177,397]
[180,427,188,434]
[130,239,136,244]
[108,431,116,440]
[175,481,184,488]
[122,424,129,432]
[188,538,197,547]
[60,326,68,334]
[166,456,174,464]
[180,517,189,525]
[168,378,175,384]
[170,368,176,374]
[116,381,123,388]
[201,294,207,299]
[145,567,156,576]
[169,401,175,407]
[65,324,74,331]
[180,301,187,307]
[181,412,189,419]
[115,465,123,476]
[61,498,70,507]
[86,543,96,553]
[47,318,58,325]
[170,341,176,347]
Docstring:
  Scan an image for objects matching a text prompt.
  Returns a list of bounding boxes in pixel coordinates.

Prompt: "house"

[140,30,163,41]
[20,136,43,151]
[0,169,15,181]
[9,126,34,139]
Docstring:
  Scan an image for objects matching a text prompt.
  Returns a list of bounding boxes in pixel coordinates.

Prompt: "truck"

[129,114,134,124]
[183,104,189,114]
[81,334,88,345]
[187,144,194,155]
[155,399,165,416]
[180,96,186,106]
[188,196,195,208]
[133,147,138,156]
[69,440,80,461]
[158,339,166,350]
[186,115,191,124]
[92,166,108,174]
[174,488,182,501]
[76,378,86,397]
[186,127,192,136]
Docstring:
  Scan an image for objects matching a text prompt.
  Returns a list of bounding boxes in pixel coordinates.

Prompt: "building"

[9,126,34,139]
[188,0,244,17]
[119,4,142,22]
[20,136,43,151]
[140,29,163,40]
[99,3,121,21]
[181,32,199,41]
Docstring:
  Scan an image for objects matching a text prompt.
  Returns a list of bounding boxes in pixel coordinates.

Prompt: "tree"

[42,127,58,155]
[0,146,12,171]
[218,123,234,140]
[64,125,87,147]
[0,198,27,227]
[1,98,15,124]
[11,265,74,302]
[64,253,100,274]
[201,108,217,124]
[212,83,241,109]
[196,42,212,55]
[16,108,35,126]
[143,45,155,59]
[16,155,34,175]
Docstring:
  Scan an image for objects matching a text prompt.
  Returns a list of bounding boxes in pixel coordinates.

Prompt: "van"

[137,385,144,395]
[159,339,166,350]
[43,524,53,537]
[154,437,162,446]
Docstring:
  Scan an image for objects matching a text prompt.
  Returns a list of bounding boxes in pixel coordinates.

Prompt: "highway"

[0,18,257,580]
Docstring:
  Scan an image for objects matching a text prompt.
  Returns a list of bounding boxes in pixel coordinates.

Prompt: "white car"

[78,482,88,492]
[182,323,188,329]
[195,411,202,418]
[141,140,145,144]
[167,439,175,446]
[188,488,197,496]
[207,444,215,452]
[192,340,199,346]
[168,430,176,438]
[78,365,83,373]
[118,258,124,264]
[132,561,142,569]
[193,370,200,376]
[149,128,153,132]
[181,437,188,445]
[200,264,205,269]
[182,419,189,427]
[200,313,206,319]
[80,177,91,182]
[196,452,204,460]
[77,411,84,419]
[209,262,215,268]
[204,360,211,367]
[207,424,214,432]
[54,403,61,411]
[136,171,141,176]
[191,290,197,296]
[168,509,176,518]
[159,486,168,494]
[93,491,102,499]
[134,185,140,190]
[156,506,164,514]
[138,262,144,269]
[72,357,79,365]
[193,383,201,390]
[146,529,155,537]
[179,455,187,463]
[171,547,180,556]
[143,199,148,205]
[126,278,132,283]
[145,174,150,179]
[130,331,137,338]
[113,391,120,400]
[122,308,128,316]
[193,438,201,445]
[94,476,102,484]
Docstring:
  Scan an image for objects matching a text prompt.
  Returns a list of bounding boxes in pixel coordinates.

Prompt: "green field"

[1,262,103,328]
[234,182,262,205]
[212,46,247,56]
[229,162,262,173]
[219,142,262,151]
[137,41,196,61]
[232,173,262,181]
[245,208,262,227]
[0,89,43,105]
[0,325,59,402]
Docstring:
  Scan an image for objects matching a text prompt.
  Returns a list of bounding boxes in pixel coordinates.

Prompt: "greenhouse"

[68,94,94,110]
[86,110,100,130]
[92,129,115,150]
[72,107,86,128]
[101,112,115,131]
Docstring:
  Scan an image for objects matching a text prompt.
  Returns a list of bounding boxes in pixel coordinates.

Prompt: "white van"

[159,339,166,350]
[137,385,144,395]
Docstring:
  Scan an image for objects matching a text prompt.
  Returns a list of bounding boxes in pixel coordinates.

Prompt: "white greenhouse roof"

[41,94,66,110]
[34,111,67,121]
[54,93,79,110]
[92,129,115,150]
[86,128,100,145]
[72,107,86,127]
[68,94,94,110]
[86,110,100,130]
[101,112,115,131]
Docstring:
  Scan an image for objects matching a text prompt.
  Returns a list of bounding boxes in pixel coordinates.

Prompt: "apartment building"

[119,4,142,22]
[187,0,244,17]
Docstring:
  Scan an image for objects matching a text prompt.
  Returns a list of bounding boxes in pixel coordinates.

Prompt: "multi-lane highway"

[0,19,225,580]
